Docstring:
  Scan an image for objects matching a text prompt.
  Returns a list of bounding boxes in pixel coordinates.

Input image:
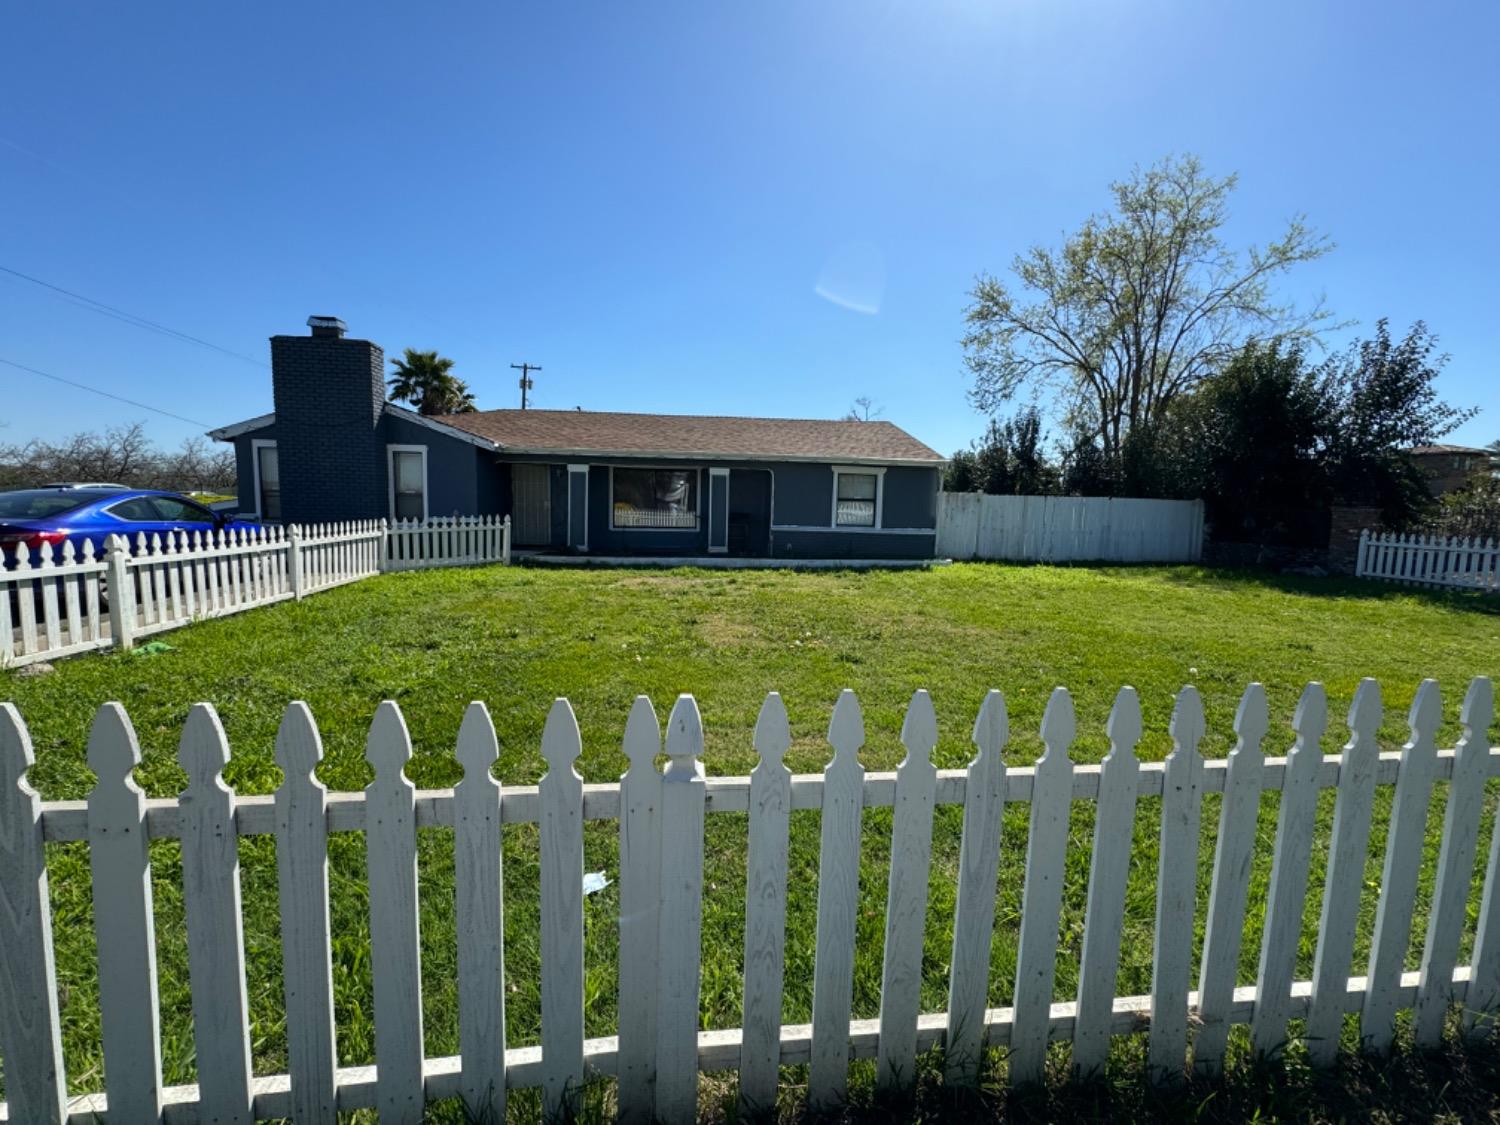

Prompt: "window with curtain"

[835,471,877,527]
[390,448,426,520]
[256,444,281,521]
[611,468,699,529]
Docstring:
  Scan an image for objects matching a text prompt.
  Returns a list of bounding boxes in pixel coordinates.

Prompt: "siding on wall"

[771,529,936,560]
[380,415,483,519]
[231,423,277,516]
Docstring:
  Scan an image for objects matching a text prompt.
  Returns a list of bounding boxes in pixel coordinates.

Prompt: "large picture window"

[611,468,699,529]
[834,470,878,527]
[388,445,428,521]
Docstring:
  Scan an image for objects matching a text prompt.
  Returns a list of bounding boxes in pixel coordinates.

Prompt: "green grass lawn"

[4,562,1500,1122]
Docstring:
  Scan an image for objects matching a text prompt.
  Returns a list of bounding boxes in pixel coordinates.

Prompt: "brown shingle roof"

[429,409,945,464]
[1406,444,1492,456]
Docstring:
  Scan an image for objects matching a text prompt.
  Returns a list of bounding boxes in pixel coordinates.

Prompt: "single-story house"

[208,317,946,559]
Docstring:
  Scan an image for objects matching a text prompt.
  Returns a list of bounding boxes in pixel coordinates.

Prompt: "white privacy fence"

[2,676,1498,1122]
[1,515,510,668]
[936,493,1205,562]
[1357,530,1499,592]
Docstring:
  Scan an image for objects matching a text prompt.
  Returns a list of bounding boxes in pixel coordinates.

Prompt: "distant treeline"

[0,422,236,493]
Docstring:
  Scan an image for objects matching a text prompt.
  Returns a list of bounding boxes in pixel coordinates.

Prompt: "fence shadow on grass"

[807,1027,1500,1125]
[1155,565,1500,615]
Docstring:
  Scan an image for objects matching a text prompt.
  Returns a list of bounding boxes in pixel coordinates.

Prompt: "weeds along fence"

[1,676,1498,1123]
[1357,529,1499,592]
[0,515,511,668]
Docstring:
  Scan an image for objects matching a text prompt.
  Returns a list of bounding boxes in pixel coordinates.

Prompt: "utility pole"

[511,362,542,409]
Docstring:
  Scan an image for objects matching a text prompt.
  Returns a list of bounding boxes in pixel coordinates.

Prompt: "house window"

[611,468,699,529]
[834,470,879,527]
[388,445,428,521]
[253,440,280,521]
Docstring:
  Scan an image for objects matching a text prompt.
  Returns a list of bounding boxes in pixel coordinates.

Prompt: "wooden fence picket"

[1147,685,1205,1085]
[944,690,1008,1087]
[1009,687,1076,1086]
[540,698,585,1119]
[274,702,338,1124]
[87,702,164,1121]
[876,690,939,1092]
[1363,680,1441,1052]
[0,704,68,1125]
[15,545,38,655]
[1193,683,1269,1074]
[1250,683,1327,1057]
[366,702,426,1123]
[37,542,61,653]
[178,705,254,1125]
[1073,686,1143,1076]
[808,690,866,1111]
[739,693,792,1115]
[656,696,708,1122]
[1414,678,1493,1045]
[454,702,506,1120]
[1305,679,1382,1065]
[618,696,663,1123]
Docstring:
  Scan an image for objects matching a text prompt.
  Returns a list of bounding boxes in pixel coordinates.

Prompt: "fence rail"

[1,675,1496,1122]
[936,493,1205,563]
[1,515,510,668]
[1357,529,1499,591]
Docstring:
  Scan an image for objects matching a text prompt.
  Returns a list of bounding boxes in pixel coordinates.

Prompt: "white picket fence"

[2,676,1497,1122]
[937,493,1205,563]
[1357,530,1499,592]
[1,515,511,668]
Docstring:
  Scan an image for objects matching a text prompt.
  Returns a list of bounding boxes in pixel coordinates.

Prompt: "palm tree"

[387,349,478,415]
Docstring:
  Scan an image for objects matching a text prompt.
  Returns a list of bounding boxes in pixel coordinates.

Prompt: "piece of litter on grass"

[130,641,176,657]
[583,871,611,896]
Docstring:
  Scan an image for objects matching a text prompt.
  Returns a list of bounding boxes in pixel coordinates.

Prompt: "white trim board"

[208,412,276,442]
[387,444,430,521]
[250,438,278,520]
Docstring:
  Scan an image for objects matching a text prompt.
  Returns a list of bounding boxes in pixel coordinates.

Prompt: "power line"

[0,264,268,368]
[0,356,214,428]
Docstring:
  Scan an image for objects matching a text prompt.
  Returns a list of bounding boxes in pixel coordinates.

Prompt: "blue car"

[0,486,260,566]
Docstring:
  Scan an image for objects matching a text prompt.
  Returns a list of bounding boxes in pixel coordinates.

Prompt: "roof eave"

[487,444,946,467]
[206,412,276,441]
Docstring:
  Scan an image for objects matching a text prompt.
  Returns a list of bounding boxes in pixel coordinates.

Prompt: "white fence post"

[0,705,69,1125]
[540,699,585,1120]
[503,514,512,565]
[655,696,707,1122]
[288,524,305,600]
[618,697,663,1123]
[106,534,135,651]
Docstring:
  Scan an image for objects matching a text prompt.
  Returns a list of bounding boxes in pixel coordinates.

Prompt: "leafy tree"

[948,407,1060,495]
[943,448,980,492]
[387,349,477,416]
[1432,473,1500,541]
[842,395,883,422]
[1317,319,1475,520]
[962,154,1332,464]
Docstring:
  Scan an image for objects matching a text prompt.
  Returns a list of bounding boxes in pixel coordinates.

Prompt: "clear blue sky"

[3,1,1496,458]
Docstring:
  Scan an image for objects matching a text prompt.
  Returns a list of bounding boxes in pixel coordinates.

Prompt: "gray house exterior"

[210,318,945,560]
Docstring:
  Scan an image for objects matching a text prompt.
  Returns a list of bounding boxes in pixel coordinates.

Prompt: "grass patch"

[4,562,1500,1120]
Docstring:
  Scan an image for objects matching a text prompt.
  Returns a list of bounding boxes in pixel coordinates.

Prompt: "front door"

[511,464,551,546]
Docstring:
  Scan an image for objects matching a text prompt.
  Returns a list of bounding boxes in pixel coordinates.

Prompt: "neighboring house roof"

[429,409,946,465]
[207,404,500,450]
[1406,444,1493,456]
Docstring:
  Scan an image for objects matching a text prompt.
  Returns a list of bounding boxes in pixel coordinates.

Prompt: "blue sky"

[2,1,1497,458]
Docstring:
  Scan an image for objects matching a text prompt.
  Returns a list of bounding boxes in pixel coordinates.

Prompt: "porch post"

[566,464,590,553]
[708,468,730,554]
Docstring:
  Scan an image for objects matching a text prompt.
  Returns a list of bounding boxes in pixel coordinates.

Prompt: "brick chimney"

[269,316,385,524]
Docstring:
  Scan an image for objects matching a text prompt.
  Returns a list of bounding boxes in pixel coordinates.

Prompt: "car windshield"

[0,490,100,519]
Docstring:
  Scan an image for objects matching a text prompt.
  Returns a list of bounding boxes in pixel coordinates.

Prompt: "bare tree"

[0,424,236,491]
[843,396,884,422]
[962,155,1334,462]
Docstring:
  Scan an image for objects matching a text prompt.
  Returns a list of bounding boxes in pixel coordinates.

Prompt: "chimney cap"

[307,315,347,338]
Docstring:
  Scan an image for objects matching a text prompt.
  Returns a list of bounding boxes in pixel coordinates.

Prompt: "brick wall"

[270,333,386,524]
[1328,504,1382,575]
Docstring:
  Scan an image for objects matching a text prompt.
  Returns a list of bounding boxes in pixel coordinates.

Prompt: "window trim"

[831,465,885,529]
[251,438,279,521]
[607,465,703,533]
[387,444,430,522]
